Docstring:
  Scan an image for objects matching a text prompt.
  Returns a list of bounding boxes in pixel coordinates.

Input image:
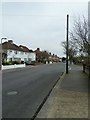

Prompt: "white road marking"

[7,91,18,95]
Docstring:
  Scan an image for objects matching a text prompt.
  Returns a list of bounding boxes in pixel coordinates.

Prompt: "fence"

[83,64,90,78]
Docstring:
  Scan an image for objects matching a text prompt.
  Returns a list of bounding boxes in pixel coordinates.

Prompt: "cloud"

[2,2,88,57]
[2,0,89,3]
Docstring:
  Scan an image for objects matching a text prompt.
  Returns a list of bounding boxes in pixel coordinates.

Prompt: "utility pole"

[66,14,69,74]
[88,1,90,78]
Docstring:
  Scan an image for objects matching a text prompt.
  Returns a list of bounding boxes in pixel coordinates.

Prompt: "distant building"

[34,48,42,62]
[2,40,36,62]
[34,48,60,63]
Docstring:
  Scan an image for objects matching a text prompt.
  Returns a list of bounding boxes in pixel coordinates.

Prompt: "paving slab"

[37,65,89,118]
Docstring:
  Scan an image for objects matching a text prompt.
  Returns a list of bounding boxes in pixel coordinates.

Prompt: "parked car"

[25,61,36,65]
[25,61,31,65]
[30,61,36,65]
[62,60,66,63]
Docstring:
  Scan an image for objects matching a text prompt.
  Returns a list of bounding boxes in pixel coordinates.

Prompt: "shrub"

[2,62,13,65]
[2,61,21,65]
[13,61,19,64]
[21,61,24,64]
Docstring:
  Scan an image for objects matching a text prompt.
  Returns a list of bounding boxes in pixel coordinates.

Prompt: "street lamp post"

[0,38,7,120]
[66,14,69,74]
[0,38,7,70]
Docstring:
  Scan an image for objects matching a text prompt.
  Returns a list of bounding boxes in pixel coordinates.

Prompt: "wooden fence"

[83,64,90,78]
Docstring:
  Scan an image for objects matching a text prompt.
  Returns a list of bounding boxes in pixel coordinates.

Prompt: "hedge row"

[2,61,24,65]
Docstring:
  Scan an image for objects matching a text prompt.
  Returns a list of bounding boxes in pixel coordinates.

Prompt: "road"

[2,62,65,118]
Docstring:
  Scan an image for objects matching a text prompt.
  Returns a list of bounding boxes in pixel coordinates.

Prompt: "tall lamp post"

[0,38,7,120]
[66,14,69,74]
[88,2,90,78]
[0,38,7,70]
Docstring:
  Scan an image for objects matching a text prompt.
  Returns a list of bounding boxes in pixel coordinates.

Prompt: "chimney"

[8,40,13,44]
[37,48,40,51]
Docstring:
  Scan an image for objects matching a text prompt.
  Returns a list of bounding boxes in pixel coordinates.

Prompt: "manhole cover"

[7,91,18,95]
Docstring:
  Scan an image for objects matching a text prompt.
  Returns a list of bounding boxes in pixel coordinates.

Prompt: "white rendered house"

[2,40,36,62]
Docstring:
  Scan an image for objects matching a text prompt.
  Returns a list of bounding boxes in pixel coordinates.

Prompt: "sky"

[0,0,89,57]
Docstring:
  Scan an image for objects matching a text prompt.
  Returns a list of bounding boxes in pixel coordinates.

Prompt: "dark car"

[30,61,36,65]
[25,61,36,65]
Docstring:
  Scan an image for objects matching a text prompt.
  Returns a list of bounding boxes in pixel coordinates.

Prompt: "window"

[10,58,12,61]
[9,50,12,53]
[14,51,17,54]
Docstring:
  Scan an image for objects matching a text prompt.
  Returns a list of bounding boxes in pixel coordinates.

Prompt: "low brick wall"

[2,64,26,70]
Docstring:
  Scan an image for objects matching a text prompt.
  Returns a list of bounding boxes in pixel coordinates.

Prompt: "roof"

[2,42,23,51]
[34,48,42,53]
[2,41,34,53]
[19,45,33,52]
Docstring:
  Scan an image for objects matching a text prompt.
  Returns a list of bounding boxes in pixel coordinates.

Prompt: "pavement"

[37,64,89,119]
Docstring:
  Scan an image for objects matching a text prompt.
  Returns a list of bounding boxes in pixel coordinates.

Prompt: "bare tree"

[62,41,77,64]
[70,16,90,56]
[61,16,90,64]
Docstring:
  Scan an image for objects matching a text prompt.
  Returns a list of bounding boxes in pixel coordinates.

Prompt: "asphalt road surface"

[2,63,65,118]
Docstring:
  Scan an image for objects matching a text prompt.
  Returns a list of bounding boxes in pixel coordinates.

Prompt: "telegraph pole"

[66,14,69,74]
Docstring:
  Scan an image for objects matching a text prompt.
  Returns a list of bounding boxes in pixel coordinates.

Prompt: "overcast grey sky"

[1,0,88,57]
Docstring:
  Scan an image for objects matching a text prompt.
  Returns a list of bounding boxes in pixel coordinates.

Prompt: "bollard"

[83,64,85,73]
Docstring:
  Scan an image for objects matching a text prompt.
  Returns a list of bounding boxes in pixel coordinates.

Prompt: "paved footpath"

[37,64,89,118]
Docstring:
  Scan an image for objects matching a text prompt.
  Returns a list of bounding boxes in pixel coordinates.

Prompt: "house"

[19,45,36,62]
[2,40,36,62]
[34,48,49,62]
[48,53,61,62]
[34,48,60,63]
[34,48,43,62]
[48,52,53,62]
